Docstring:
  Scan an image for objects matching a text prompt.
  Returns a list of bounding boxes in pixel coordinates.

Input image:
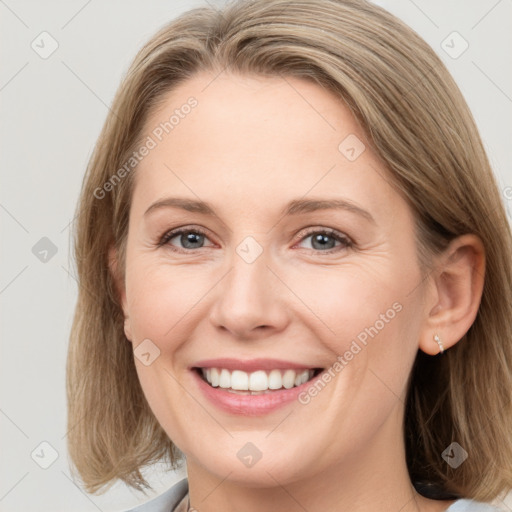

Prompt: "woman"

[66,1,512,511]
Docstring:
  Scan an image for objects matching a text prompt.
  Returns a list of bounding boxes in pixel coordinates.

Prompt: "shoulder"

[446,499,504,511]
[125,478,189,512]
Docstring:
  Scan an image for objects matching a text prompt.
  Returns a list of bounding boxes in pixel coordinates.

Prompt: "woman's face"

[119,72,432,485]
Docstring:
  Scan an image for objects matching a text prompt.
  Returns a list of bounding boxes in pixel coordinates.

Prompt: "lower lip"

[191,369,322,416]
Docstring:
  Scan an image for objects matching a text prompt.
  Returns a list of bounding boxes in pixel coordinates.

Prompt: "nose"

[208,246,290,340]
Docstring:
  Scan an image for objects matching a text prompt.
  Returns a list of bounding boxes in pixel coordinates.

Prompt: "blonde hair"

[66,0,512,501]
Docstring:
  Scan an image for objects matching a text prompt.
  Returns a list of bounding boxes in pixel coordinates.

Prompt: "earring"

[433,334,444,354]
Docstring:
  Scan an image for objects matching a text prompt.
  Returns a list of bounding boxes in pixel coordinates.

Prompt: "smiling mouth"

[194,367,324,395]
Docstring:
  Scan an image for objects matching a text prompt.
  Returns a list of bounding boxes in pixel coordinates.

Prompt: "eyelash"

[158,225,353,255]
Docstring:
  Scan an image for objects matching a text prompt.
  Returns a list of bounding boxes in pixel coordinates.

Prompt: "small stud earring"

[434,334,444,354]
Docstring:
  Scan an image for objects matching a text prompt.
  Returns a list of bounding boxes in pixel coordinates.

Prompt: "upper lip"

[191,358,321,372]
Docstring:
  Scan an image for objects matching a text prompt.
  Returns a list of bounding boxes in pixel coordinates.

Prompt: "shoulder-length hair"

[66,0,512,500]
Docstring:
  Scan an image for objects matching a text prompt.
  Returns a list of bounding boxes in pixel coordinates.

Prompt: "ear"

[418,234,485,355]
[108,245,133,342]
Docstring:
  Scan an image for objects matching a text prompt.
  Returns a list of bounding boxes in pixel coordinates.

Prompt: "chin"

[186,442,310,488]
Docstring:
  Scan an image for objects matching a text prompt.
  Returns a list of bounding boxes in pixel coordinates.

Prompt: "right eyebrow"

[144,197,215,216]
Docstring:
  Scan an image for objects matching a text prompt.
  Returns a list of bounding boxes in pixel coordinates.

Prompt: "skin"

[112,71,485,512]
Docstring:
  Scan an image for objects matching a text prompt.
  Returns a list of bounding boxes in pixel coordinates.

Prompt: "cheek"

[125,256,212,341]
[300,259,422,388]
[288,261,407,344]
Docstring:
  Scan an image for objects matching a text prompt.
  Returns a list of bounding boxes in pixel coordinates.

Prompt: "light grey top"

[447,500,503,511]
[126,478,503,511]
[126,478,188,512]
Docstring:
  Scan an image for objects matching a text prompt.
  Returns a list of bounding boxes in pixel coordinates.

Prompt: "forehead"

[130,71,401,220]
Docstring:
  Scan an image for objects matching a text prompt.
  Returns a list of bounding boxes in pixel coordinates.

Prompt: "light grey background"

[1,1,511,511]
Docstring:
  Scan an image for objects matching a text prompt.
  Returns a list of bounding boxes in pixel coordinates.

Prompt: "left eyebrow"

[144,196,375,224]
[282,198,375,224]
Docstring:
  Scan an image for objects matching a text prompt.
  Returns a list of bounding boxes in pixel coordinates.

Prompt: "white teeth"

[210,368,220,387]
[200,367,316,392]
[268,369,282,389]
[249,370,268,391]
[219,369,231,389]
[282,369,296,389]
[231,370,249,390]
